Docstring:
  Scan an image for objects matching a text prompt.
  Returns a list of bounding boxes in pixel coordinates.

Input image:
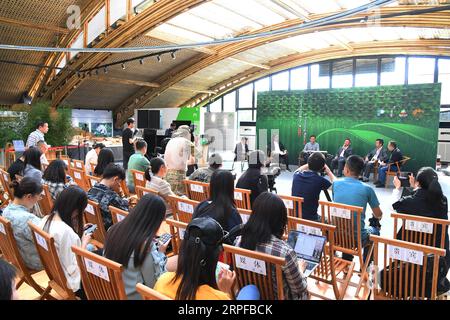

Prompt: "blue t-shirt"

[332,177,380,238]
[292,171,332,221]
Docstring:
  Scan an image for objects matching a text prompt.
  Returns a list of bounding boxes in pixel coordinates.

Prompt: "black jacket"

[387,148,403,164]
[335,146,352,158]
[366,147,388,162]
[236,168,268,205]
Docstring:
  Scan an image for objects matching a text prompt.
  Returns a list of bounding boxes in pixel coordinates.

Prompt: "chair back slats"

[84,200,107,244]
[39,184,54,216]
[166,218,187,255]
[120,180,131,197]
[371,235,446,300]
[237,208,252,224]
[135,186,159,200]
[71,168,89,191]
[73,159,85,171]
[0,168,14,201]
[279,195,304,218]
[86,174,101,189]
[223,244,286,300]
[392,212,450,250]
[72,246,127,300]
[28,222,76,299]
[167,195,199,224]
[136,283,172,300]
[183,180,210,202]
[233,188,251,210]
[109,205,129,225]
[131,170,146,189]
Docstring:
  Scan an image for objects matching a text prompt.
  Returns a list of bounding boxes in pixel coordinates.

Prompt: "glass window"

[332,60,353,88]
[271,71,289,91]
[438,58,450,105]
[290,67,308,90]
[238,84,253,109]
[255,77,270,92]
[110,0,127,24]
[87,7,106,44]
[311,63,330,89]
[70,31,84,59]
[223,92,236,112]
[355,58,378,87]
[408,57,435,84]
[55,57,66,75]
[237,110,253,122]
[380,57,406,85]
[209,99,222,112]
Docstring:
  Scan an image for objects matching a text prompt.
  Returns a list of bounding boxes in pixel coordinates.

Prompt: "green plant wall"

[256,83,441,173]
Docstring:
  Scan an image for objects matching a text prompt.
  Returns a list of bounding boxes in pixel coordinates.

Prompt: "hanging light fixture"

[104,66,108,74]
[121,63,126,70]
[139,58,144,65]
[171,51,176,59]
[156,54,161,62]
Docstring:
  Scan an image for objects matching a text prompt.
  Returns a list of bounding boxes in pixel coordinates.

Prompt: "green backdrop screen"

[256,83,441,173]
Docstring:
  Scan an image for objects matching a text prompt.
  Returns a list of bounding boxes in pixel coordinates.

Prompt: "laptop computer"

[287,231,327,277]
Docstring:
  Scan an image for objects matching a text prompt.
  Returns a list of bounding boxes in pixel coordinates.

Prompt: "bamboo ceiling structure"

[0,0,449,125]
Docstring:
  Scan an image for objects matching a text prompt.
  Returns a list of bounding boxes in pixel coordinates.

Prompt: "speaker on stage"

[143,128,157,158]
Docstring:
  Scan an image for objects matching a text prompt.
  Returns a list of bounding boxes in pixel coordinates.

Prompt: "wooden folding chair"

[370,235,446,300]
[0,216,45,296]
[279,194,304,218]
[183,180,210,202]
[72,246,127,300]
[71,168,89,191]
[86,174,101,189]
[131,169,146,189]
[135,185,159,200]
[136,283,172,300]
[167,195,199,224]
[237,208,252,224]
[73,159,85,172]
[38,184,54,215]
[60,157,72,177]
[223,244,286,300]
[166,218,188,255]
[391,212,450,250]
[0,168,14,202]
[287,216,355,300]
[84,200,107,247]
[233,188,251,210]
[385,156,411,187]
[28,222,77,300]
[319,200,369,297]
[109,205,129,225]
[120,180,131,197]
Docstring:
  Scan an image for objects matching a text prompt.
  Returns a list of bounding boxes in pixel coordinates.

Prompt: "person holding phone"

[39,186,92,299]
[104,194,175,300]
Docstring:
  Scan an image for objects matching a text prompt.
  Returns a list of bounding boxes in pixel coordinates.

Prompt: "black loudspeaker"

[143,128,157,157]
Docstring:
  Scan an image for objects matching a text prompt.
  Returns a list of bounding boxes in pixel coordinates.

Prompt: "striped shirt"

[146,175,174,214]
[26,129,45,148]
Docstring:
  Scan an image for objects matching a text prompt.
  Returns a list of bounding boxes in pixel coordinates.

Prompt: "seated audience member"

[104,194,169,300]
[235,192,309,300]
[21,147,42,183]
[165,122,176,138]
[36,140,49,168]
[7,154,25,181]
[236,150,269,206]
[145,157,175,215]
[39,186,91,299]
[234,137,249,163]
[331,138,352,177]
[154,217,236,300]
[93,148,115,177]
[0,259,18,300]
[126,140,150,193]
[292,152,336,221]
[1,178,43,271]
[42,159,74,200]
[362,139,388,182]
[85,143,105,174]
[193,170,242,239]
[301,135,320,164]
[374,140,403,188]
[87,164,129,231]
[270,134,290,171]
[189,153,223,183]
[392,167,450,275]
[332,155,383,262]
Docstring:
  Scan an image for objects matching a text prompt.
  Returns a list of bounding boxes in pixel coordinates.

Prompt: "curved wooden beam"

[113,6,450,124]
[179,39,450,110]
[41,0,209,107]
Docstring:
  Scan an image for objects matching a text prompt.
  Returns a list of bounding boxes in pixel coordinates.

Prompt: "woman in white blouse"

[145,157,175,215]
[38,186,92,299]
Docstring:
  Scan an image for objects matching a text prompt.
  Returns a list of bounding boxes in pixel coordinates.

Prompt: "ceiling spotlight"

[360,16,368,23]
[156,55,161,63]
[104,66,108,74]
[95,69,99,76]
[87,71,91,77]
[121,63,126,70]
[171,51,176,59]
[139,58,144,65]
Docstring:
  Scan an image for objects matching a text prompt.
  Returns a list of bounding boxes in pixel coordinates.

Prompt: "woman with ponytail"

[1,177,43,271]
[144,157,175,215]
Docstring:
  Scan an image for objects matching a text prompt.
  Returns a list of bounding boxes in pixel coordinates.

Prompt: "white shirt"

[85,149,98,174]
[26,130,45,148]
[38,217,81,292]
[40,153,49,166]
[164,137,192,171]
[372,147,382,161]
[339,146,347,158]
